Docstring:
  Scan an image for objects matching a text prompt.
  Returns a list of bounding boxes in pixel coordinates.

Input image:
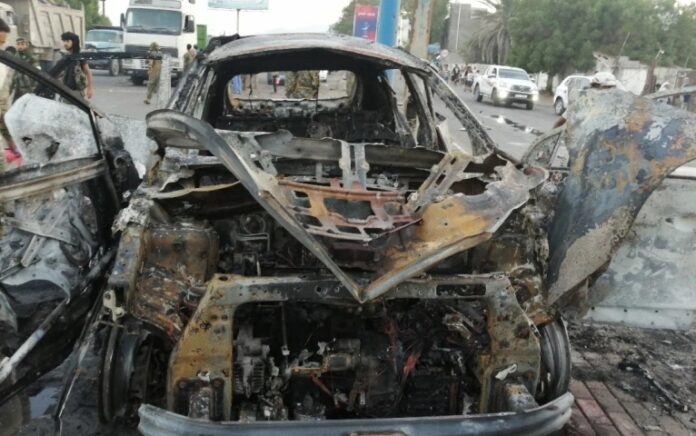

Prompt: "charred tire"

[526,102,535,110]
[131,76,145,86]
[536,318,571,403]
[554,98,565,115]
[474,85,483,102]
[99,325,165,426]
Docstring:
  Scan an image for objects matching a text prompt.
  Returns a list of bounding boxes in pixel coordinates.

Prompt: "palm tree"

[467,0,515,64]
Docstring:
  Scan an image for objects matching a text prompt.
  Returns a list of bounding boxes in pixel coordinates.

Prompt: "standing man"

[60,32,94,99]
[12,38,39,102]
[285,70,319,99]
[183,43,196,71]
[144,42,162,105]
[681,77,691,111]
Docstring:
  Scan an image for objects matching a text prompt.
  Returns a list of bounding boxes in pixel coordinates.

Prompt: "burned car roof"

[207,33,431,72]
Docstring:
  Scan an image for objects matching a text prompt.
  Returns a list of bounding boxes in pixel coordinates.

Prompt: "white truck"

[473,65,539,110]
[120,0,200,86]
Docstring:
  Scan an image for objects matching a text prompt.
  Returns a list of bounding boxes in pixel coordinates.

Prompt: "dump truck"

[1,0,85,69]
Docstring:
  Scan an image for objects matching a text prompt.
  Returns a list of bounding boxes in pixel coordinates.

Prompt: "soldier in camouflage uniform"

[12,38,39,102]
[285,70,320,99]
[144,42,162,105]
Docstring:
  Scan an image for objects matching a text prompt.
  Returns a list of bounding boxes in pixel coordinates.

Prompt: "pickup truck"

[473,65,539,109]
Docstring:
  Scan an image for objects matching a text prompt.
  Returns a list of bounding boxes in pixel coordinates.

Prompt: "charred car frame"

[3,34,696,436]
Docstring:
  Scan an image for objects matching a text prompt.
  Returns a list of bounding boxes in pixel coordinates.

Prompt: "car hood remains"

[146,88,696,314]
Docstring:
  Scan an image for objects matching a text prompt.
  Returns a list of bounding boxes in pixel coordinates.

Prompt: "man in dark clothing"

[60,32,93,99]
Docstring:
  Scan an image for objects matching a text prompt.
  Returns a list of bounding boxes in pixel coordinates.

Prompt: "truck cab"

[121,0,198,85]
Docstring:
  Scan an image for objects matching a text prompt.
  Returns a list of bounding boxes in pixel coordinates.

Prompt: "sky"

[106,0,350,36]
[105,0,696,38]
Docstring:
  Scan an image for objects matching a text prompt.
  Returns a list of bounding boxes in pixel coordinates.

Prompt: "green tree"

[61,0,111,29]
[507,0,696,85]
[467,0,515,64]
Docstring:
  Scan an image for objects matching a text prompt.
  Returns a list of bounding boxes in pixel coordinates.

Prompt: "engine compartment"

[230,300,487,421]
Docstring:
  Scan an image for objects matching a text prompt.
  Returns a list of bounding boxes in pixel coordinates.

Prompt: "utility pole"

[454,2,462,52]
[101,0,106,17]
[377,0,400,47]
[409,0,435,59]
[236,9,241,34]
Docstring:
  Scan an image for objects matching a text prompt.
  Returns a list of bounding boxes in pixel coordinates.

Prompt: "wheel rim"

[555,100,563,113]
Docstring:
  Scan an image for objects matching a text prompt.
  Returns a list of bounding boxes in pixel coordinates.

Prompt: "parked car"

[553,75,591,115]
[473,65,539,109]
[84,26,124,76]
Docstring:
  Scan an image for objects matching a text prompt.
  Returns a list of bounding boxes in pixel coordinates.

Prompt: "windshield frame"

[499,68,531,81]
[125,8,182,36]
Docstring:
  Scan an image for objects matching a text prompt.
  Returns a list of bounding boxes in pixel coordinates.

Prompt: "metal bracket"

[103,290,126,322]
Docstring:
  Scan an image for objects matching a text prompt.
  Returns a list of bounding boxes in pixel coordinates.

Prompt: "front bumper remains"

[138,393,573,436]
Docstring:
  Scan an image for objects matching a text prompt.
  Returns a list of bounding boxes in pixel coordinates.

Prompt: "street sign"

[353,5,379,42]
[208,0,268,10]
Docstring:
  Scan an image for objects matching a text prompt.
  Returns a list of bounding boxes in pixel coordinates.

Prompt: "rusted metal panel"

[129,225,219,340]
[585,176,696,329]
[547,90,696,309]
[146,111,546,303]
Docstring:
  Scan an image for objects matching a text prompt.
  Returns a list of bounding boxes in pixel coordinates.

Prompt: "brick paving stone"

[569,405,596,436]
[577,398,614,428]
[571,381,594,400]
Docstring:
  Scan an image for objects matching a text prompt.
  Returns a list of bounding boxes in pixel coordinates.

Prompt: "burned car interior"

[3,34,696,435]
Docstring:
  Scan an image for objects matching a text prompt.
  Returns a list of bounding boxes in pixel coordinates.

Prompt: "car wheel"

[474,85,483,102]
[109,59,120,76]
[526,101,535,110]
[554,98,564,115]
[536,318,572,402]
[131,76,145,86]
[492,89,501,106]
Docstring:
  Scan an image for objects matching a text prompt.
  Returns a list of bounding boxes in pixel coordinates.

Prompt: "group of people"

[0,21,95,172]
[439,64,477,91]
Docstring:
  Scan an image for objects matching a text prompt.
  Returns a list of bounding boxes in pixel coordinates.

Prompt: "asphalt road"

[90,71,558,159]
[452,85,558,159]
[91,70,153,120]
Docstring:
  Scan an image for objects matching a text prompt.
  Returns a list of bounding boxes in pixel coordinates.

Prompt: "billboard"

[208,0,269,10]
[353,5,379,42]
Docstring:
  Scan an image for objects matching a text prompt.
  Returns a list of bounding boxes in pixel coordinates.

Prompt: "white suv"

[553,75,591,115]
[473,65,539,110]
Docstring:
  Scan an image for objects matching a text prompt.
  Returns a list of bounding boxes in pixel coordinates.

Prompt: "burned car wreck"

[9,34,696,435]
[0,50,140,411]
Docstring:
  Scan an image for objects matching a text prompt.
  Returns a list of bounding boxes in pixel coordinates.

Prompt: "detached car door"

[522,90,696,331]
[0,50,138,408]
